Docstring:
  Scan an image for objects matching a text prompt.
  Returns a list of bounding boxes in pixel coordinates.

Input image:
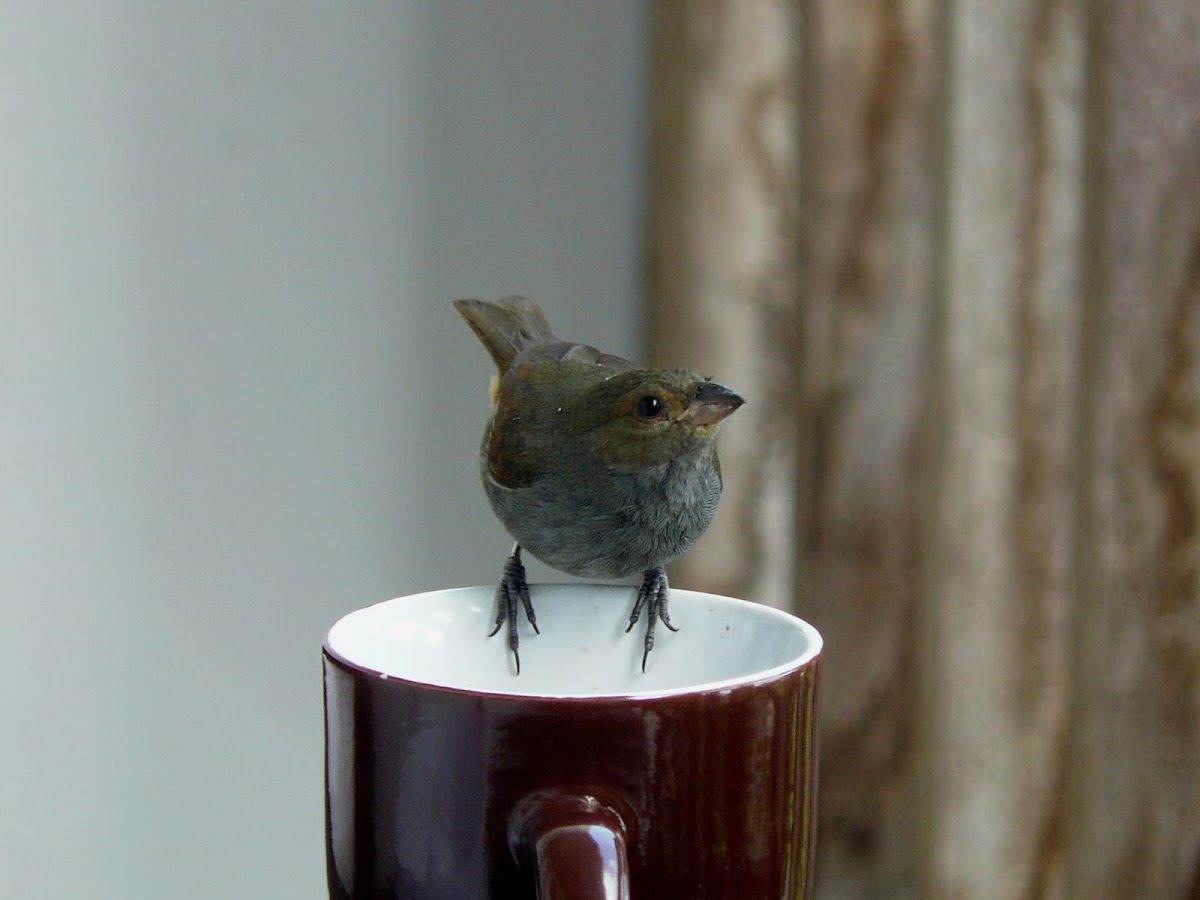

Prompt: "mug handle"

[509,792,631,899]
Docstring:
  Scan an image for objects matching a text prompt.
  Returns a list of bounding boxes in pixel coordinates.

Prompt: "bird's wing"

[482,398,543,491]
[482,341,636,490]
[522,340,638,372]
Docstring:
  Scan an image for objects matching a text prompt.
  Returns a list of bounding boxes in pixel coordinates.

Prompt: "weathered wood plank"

[923,0,1086,897]
[644,0,1198,897]
[645,0,801,610]
[1069,1,1200,896]
[791,0,937,895]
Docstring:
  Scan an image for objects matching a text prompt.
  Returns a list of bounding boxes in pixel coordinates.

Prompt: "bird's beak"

[680,381,745,426]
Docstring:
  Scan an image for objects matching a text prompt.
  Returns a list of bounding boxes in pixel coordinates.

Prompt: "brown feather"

[452,296,557,372]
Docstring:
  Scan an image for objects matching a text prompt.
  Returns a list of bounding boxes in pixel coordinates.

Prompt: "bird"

[453,296,744,672]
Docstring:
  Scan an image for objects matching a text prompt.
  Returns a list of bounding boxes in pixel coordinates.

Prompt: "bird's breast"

[482,447,721,579]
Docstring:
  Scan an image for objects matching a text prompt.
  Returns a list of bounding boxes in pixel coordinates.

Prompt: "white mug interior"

[325,584,822,698]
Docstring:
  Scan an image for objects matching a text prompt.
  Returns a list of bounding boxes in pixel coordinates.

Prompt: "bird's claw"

[626,566,678,672]
[490,545,538,673]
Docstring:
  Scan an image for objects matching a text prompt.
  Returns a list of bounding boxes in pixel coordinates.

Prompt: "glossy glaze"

[324,650,819,898]
[535,824,628,900]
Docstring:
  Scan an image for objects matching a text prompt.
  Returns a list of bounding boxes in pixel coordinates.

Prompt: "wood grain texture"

[794,0,937,895]
[644,0,1199,896]
[645,0,801,609]
[1069,1,1200,895]
[922,1,1086,897]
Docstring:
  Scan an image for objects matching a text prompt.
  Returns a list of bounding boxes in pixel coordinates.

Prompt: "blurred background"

[2,3,644,898]
[3,2,1198,899]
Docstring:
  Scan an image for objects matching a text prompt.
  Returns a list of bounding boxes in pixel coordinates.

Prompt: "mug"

[323,584,822,899]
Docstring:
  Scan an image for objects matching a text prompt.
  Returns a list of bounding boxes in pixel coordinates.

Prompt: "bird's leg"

[489,544,539,673]
[626,566,679,672]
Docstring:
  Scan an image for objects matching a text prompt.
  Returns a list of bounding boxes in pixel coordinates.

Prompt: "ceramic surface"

[324,585,821,899]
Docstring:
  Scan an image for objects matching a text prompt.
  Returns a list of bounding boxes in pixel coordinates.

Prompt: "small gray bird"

[454,297,744,671]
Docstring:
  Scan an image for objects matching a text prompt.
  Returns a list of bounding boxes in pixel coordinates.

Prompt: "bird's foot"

[625,566,678,672]
[489,545,539,673]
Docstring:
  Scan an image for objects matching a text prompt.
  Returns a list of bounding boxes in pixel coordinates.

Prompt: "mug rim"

[323,584,823,702]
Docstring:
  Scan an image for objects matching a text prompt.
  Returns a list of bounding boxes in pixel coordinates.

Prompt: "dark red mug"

[323,584,822,899]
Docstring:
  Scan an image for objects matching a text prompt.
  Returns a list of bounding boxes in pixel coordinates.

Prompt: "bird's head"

[564,369,745,472]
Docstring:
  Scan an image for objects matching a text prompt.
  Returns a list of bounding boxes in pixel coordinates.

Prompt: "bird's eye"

[636,395,663,418]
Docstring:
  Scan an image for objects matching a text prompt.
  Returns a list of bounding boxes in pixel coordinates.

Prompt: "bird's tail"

[452,296,558,372]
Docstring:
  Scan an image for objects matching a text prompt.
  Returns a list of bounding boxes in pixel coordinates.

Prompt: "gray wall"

[0,3,645,897]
